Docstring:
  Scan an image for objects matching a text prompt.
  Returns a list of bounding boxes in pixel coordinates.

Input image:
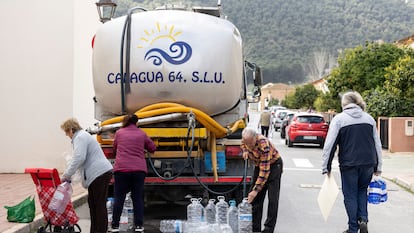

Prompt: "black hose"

[119,7,148,114]
[243,157,248,198]
[146,149,191,181]
[145,112,249,196]
[185,116,247,196]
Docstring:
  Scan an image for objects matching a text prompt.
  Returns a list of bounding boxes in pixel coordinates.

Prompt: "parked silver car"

[280,111,296,138]
[272,109,289,131]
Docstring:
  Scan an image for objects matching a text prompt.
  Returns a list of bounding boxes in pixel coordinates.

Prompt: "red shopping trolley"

[25,168,81,233]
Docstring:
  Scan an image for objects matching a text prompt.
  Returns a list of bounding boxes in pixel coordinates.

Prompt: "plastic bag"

[48,181,73,214]
[4,196,35,223]
[368,175,388,204]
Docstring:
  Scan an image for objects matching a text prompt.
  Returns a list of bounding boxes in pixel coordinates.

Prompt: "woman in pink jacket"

[109,114,156,232]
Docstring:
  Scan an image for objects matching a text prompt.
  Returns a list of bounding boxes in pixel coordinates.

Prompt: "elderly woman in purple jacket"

[110,114,156,233]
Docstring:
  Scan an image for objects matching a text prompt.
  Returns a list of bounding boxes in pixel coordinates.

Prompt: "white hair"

[341,91,366,110]
[242,127,257,139]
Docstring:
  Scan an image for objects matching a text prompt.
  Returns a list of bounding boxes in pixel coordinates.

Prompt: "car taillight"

[102,147,114,159]
[225,146,242,157]
[321,124,329,129]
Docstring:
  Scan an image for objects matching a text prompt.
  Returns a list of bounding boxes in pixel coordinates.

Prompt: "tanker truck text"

[107,71,225,84]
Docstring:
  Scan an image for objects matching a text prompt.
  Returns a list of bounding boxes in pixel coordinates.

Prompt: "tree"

[281,92,297,109]
[377,55,414,117]
[268,98,280,107]
[303,49,330,82]
[364,89,406,120]
[384,55,414,104]
[293,84,320,110]
[328,42,407,98]
[314,92,340,112]
[327,41,414,114]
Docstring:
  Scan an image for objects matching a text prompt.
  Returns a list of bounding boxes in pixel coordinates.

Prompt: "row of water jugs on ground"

[160,196,252,233]
[106,192,134,231]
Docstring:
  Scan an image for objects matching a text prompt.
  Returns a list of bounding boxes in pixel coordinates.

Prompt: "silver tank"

[92,10,244,119]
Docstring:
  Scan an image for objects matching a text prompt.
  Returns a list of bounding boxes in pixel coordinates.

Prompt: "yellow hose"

[137,102,186,112]
[100,103,244,139]
[229,119,245,133]
[139,107,227,137]
[210,133,218,182]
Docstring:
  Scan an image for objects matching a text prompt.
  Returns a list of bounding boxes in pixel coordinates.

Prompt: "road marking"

[292,158,314,168]
[299,184,322,189]
[284,167,321,171]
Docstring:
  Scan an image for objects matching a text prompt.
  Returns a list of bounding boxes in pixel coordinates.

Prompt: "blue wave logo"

[144,41,192,66]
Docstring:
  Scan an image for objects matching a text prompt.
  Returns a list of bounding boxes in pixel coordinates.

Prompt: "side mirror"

[253,66,262,87]
[247,86,262,103]
[245,61,262,103]
[253,86,261,97]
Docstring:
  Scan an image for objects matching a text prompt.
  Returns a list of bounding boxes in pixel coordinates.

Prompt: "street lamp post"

[96,0,117,23]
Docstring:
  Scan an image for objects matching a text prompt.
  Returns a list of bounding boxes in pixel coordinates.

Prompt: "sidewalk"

[0,173,87,233]
[381,151,414,192]
[0,151,413,233]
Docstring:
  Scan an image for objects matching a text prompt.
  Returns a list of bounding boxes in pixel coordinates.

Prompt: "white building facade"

[0,0,101,172]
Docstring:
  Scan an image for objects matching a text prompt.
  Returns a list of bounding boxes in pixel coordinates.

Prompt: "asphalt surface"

[1,112,413,232]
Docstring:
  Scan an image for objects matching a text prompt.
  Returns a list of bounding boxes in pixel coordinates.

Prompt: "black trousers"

[252,158,283,233]
[88,171,112,233]
[112,171,146,228]
[261,126,270,137]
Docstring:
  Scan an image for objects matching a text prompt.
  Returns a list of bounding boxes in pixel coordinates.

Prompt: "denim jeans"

[340,166,374,233]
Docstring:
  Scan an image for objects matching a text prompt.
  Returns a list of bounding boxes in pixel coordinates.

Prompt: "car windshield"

[297,116,324,123]
[279,112,287,119]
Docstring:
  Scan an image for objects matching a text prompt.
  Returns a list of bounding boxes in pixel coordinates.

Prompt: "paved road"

[75,136,414,233]
[73,112,414,233]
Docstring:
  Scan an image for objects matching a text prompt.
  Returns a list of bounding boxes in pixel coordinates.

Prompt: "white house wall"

[0,0,100,173]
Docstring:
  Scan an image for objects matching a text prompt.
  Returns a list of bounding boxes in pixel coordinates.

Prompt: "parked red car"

[285,112,329,148]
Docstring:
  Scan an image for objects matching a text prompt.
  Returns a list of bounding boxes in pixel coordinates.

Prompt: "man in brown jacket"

[258,107,271,137]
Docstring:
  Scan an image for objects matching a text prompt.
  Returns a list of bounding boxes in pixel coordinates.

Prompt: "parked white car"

[269,106,287,131]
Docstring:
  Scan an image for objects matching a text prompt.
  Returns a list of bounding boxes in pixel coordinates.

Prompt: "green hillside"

[114,0,414,84]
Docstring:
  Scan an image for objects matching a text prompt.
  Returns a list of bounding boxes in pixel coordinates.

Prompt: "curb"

[3,193,88,233]
[392,176,414,193]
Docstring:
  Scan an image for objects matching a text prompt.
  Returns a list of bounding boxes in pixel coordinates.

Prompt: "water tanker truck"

[88,2,262,203]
